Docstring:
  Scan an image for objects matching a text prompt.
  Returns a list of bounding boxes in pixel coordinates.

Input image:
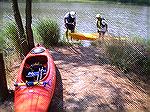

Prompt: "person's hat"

[70,11,76,18]
[96,14,101,18]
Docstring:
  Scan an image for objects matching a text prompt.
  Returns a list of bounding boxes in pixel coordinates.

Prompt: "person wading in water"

[96,14,108,41]
[64,11,76,41]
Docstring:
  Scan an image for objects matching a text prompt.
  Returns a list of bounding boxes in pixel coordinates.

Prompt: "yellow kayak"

[69,32,99,41]
[69,32,127,41]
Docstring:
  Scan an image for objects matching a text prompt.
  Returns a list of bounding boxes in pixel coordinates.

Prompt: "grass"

[0,30,4,53]
[35,19,60,48]
[104,36,150,77]
[3,21,21,55]
[144,39,150,53]
[0,24,21,85]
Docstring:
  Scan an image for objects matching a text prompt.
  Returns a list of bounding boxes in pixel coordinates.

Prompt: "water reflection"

[82,40,91,47]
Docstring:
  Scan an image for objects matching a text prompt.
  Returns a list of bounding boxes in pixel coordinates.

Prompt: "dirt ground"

[0,45,150,112]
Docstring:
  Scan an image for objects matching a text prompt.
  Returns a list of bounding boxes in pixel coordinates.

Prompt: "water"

[1,2,150,39]
[82,40,91,47]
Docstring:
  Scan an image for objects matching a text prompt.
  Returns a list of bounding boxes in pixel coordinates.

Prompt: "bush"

[105,39,145,73]
[146,39,150,52]
[0,30,4,52]
[3,22,21,53]
[35,19,60,48]
[142,56,150,76]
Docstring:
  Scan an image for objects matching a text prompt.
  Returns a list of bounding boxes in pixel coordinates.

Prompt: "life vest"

[66,14,75,23]
[97,18,106,28]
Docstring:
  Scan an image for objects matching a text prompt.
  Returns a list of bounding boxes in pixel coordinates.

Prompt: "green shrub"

[3,22,21,53]
[35,19,60,48]
[146,39,150,52]
[141,38,150,76]
[105,40,145,73]
[0,30,4,53]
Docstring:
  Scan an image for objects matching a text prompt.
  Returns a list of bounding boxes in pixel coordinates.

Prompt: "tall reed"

[105,37,150,76]
[3,21,21,54]
[35,19,60,48]
[0,30,4,52]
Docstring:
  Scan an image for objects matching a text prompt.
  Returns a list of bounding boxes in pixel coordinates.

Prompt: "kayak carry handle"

[14,81,48,87]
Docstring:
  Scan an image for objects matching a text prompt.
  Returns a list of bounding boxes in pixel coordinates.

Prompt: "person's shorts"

[66,23,75,31]
[98,30,106,35]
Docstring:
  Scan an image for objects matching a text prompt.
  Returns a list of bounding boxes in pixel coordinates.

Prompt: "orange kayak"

[14,45,56,112]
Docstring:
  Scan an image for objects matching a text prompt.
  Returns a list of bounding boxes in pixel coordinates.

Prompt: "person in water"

[64,11,76,41]
[96,14,108,41]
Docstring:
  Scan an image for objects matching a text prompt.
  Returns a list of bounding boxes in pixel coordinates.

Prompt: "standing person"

[96,14,108,41]
[64,11,76,41]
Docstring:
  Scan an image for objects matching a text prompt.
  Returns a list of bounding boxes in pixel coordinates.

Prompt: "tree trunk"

[11,0,29,57]
[0,53,8,102]
[26,0,34,50]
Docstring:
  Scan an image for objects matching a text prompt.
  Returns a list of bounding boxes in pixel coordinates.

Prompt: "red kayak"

[14,45,56,112]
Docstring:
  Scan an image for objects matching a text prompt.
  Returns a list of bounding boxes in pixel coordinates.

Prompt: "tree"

[26,0,34,50]
[0,38,8,102]
[11,0,30,57]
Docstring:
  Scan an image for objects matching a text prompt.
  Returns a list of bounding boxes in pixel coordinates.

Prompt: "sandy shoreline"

[1,46,150,112]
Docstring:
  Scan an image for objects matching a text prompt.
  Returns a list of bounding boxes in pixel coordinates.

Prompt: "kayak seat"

[26,64,47,82]
[27,70,47,78]
[27,71,41,77]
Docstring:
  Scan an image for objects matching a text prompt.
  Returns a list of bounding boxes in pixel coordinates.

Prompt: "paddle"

[14,81,50,87]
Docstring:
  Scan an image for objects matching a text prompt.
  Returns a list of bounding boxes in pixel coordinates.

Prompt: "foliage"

[3,21,21,54]
[35,19,60,48]
[0,30,4,53]
[104,38,149,75]
[146,39,150,53]
[0,30,9,102]
[3,0,150,5]
[93,0,150,5]
[131,37,150,76]
[142,56,150,76]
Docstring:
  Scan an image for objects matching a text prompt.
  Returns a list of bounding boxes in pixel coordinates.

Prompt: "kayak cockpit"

[22,56,48,82]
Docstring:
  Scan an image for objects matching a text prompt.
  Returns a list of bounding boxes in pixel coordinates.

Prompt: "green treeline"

[2,0,150,5]
[94,0,150,5]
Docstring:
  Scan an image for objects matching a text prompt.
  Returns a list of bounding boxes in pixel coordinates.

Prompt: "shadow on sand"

[48,66,63,112]
[52,46,109,67]
[0,90,14,112]
[51,46,150,112]
[64,78,126,112]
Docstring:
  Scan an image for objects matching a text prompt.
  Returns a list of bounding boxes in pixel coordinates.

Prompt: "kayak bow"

[14,45,56,112]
